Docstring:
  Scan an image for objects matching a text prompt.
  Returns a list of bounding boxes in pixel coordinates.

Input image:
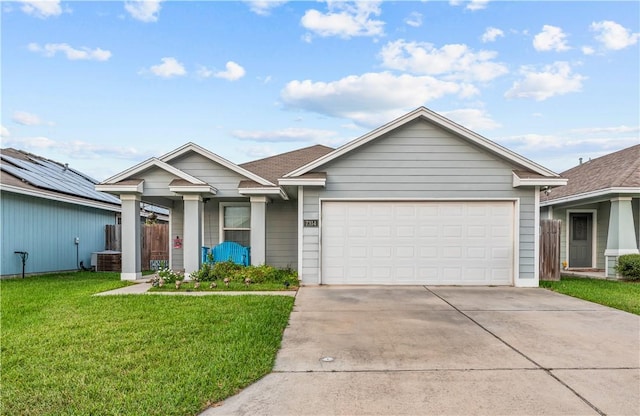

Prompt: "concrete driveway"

[202,286,640,415]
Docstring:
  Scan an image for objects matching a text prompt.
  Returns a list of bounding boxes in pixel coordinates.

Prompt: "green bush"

[189,263,211,281]
[615,254,640,280]
[190,262,297,284]
[210,260,244,280]
[238,264,296,284]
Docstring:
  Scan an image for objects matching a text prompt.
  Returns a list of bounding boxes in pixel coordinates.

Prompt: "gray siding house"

[540,145,640,277]
[97,107,566,287]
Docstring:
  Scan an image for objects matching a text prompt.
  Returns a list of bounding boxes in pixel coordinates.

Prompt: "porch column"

[604,197,639,277]
[120,193,141,281]
[183,194,203,278]
[250,196,268,265]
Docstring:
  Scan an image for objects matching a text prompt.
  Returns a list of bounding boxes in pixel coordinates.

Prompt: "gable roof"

[239,144,333,184]
[100,157,206,185]
[541,144,640,204]
[0,148,120,206]
[159,142,275,186]
[284,107,560,179]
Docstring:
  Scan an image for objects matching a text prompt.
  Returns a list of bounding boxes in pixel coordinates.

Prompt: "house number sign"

[303,219,318,227]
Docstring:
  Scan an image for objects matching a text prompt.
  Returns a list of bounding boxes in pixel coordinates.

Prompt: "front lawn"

[1,272,295,415]
[149,280,298,292]
[540,276,640,315]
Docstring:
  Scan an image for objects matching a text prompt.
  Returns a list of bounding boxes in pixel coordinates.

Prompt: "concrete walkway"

[93,280,296,297]
[202,286,640,416]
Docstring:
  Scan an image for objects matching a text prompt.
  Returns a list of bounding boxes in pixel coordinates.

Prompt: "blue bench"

[202,242,250,266]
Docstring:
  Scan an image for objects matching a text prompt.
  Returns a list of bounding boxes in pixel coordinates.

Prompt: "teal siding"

[1,192,116,276]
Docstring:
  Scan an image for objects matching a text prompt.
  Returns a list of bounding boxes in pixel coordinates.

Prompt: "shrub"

[238,264,286,284]
[189,263,211,281]
[188,263,298,286]
[615,254,640,280]
[153,268,183,284]
[210,260,243,280]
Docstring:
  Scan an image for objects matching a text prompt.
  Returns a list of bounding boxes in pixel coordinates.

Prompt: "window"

[220,203,250,246]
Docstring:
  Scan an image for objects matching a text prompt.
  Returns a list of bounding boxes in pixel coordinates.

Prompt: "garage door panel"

[321,201,514,285]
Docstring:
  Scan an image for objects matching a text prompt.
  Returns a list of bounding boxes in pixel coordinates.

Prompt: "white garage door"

[321,201,514,285]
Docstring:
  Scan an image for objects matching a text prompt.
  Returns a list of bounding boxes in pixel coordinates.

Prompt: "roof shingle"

[541,144,640,202]
[239,144,333,184]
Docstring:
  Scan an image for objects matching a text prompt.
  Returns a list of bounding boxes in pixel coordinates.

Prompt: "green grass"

[540,277,640,315]
[1,272,295,415]
[149,280,299,292]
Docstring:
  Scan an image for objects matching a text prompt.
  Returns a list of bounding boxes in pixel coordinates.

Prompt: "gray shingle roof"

[541,144,640,202]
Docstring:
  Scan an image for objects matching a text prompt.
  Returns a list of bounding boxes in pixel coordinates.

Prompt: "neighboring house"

[540,145,640,277]
[0,148,169,277]
[97,107,566,287]
[1,148,121,277]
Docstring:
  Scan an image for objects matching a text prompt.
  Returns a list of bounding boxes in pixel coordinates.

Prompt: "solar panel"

[1,154,120,204]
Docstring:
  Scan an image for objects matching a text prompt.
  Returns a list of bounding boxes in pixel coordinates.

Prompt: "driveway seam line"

[424,286,606,416]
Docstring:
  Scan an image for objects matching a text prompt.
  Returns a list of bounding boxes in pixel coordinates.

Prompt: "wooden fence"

[105,224,169,271]
[539,219,561,281]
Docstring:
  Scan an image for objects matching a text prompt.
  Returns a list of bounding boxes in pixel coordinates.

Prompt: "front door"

[569,213,592,268]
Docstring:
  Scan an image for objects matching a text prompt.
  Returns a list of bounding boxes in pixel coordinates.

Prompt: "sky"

[1,0,639,181]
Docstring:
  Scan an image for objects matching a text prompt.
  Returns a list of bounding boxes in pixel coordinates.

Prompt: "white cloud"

[2,136,154,161]
[196,66,213,79]
[590,20,640,50]
[241,145,276,159]
[379,39,508,82]
[581,46,595,55]
[12,111,50,126]
[1,136,157,180]
[450,0,490,11]
[232,127,338,143]
[533,25,570,52]
[440,108,501,131]
[505,62,586,101]
[1,125,10,137]
[28,43,112,61]
[466,0,490,11]
[18,0,64,18]
[568,125,640,135]
[499,132,638,153]
[124,0,163,23]
[147,57,186,78]
[481,27,504,43]
[245,1,287,16]
[281,71,477,126]
[404,12,422,28]
[301,1,384,39]
[214,61,246,81]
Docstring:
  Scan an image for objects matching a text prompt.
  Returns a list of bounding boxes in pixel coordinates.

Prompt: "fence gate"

[539,219,561,281]
[105,224,169,271]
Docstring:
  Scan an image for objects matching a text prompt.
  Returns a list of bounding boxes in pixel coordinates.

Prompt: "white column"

[250,196,268,265]
[604,197,640,277]
[183,194,203,278]
[120,193,141,281]
[297,186,304,279]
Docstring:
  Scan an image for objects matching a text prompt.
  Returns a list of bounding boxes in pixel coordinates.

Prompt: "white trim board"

[541,187,640,207]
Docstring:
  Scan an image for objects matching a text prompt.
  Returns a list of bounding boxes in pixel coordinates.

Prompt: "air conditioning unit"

[91,250,122,272]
